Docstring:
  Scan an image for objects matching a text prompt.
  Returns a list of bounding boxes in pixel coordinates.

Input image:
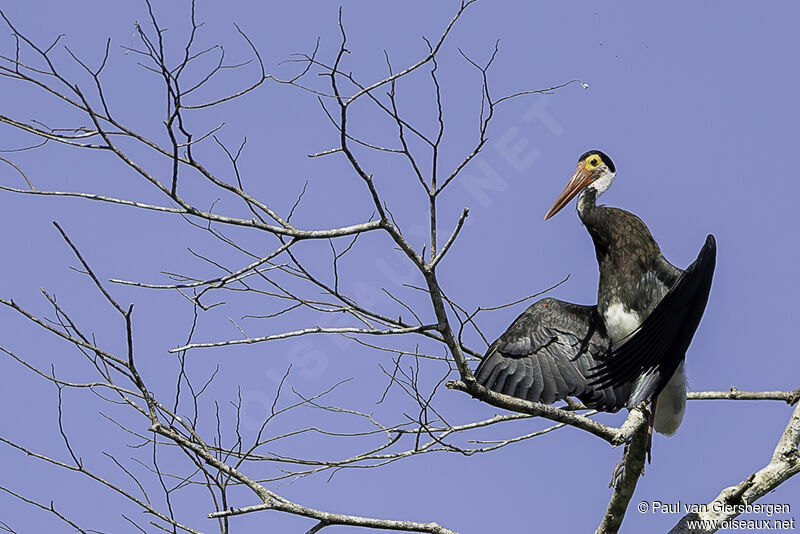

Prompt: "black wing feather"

[589,235,716,407]
[475,297,631,411]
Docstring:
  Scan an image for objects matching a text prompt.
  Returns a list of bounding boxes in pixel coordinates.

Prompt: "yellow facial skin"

[583,154,604,170]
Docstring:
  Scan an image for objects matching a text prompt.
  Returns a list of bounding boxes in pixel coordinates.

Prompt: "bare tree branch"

[1,3,795,534]
[595,406,651,534]
[668,401,800,534]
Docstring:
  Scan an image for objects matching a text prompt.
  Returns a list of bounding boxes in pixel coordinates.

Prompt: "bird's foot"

[608,442,629,488]
[608,440,647,488]
[609,460,625,489]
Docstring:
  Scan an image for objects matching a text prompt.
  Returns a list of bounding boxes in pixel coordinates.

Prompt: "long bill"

[544,163,595,220]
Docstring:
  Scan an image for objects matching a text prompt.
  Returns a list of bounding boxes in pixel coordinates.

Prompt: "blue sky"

[1,1,799,533]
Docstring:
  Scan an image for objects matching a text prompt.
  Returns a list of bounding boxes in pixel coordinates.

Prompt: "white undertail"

[653,362,687,435]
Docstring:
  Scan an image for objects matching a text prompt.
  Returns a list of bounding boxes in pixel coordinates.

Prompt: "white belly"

[603,301,687,435]
[603,300,641,343]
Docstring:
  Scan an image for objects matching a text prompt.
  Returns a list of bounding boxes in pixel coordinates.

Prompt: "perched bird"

[475,150,715,435]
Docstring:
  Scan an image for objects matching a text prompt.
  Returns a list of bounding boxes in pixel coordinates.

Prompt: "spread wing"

[475,297,631,411]
[589,234,717,408]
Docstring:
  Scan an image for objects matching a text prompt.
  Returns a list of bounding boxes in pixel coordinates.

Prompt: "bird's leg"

[609,404,651,487]
[608,441,630,488]
[646,397,657,464]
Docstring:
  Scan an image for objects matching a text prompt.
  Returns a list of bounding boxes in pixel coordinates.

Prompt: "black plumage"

[474,298,631,411]
[590,234,716,407]
[476,151,716,429]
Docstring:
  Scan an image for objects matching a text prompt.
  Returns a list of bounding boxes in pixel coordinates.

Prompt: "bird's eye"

[589,158,598,167]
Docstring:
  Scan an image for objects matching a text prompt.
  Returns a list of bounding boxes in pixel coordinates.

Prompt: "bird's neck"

[577,187,598,221]
[577,172,615,221]
[578,173,615,218]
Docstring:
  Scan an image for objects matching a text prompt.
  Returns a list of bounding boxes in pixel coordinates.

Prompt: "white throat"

[577,171,616,214]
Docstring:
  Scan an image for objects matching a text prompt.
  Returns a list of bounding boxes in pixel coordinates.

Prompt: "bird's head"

[544,150,616,220]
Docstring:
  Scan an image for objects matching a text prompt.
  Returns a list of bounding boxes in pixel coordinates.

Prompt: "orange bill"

[544,162,597,220]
